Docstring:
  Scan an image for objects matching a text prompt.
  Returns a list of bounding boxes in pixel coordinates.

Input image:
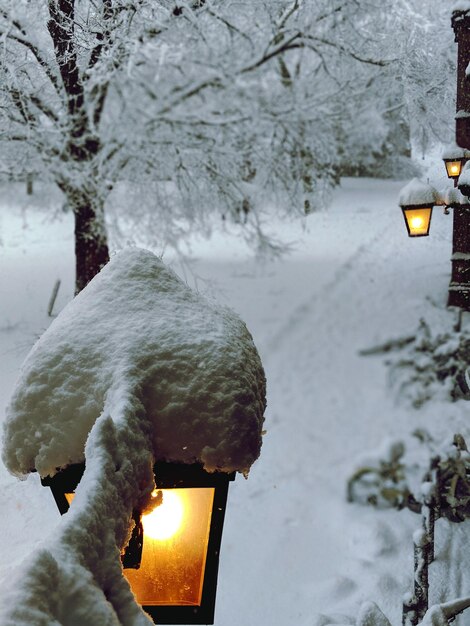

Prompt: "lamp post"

[452,11,470,149]
[450,10,470,309]
[42,461,235,625]
[399,10,470,311]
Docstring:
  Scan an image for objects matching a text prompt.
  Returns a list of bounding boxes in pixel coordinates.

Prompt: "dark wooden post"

[448,207,470,308]
[450,12,470,309]
[453,12,470,148]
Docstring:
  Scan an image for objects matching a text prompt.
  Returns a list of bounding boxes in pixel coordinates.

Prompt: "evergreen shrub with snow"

[386,319,470,408]
[349,433,470,626]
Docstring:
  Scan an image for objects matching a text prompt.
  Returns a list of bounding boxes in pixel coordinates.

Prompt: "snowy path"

[199,179,468,626]
[1,179,470,625]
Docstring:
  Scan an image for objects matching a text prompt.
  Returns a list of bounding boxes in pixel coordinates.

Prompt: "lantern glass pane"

[445,160,463,178]
[124,487,215,607]
[403,207,432,237]
[65,493,74,505]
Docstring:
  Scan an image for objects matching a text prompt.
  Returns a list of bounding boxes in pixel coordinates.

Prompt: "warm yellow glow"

[125,487,215,607]
[445,159,463,179]
[66,486,216,607]
[142,490,184,541]
[410,216,424,229]
[403,206,432,237]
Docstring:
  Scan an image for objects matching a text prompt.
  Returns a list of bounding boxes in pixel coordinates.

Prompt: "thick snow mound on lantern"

[398,178,437,207]
[2,248,266,478]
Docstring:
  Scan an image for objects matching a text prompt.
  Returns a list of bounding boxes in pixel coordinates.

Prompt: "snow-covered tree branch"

[0,0,450,290]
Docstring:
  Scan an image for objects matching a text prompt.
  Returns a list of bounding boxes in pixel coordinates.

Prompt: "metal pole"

[450,11,470,310]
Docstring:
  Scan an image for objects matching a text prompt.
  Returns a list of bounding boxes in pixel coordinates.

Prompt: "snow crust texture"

[441,144,470,160]
[398,178,437,207]
[2,248,266,477]
[444,187,467,207]
[453,2,470,15]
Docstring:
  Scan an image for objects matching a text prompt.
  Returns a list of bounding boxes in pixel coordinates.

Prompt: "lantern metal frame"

[444,157,468,184]
[42,461,235,625]
[400,203,434,238]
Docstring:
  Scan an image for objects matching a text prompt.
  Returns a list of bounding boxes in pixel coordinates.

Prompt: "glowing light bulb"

[142,490,184,540]
[451,164,460,175]
[410,216,424,229]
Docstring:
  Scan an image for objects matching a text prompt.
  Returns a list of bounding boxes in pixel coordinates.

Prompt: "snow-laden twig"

[358,335,415,356]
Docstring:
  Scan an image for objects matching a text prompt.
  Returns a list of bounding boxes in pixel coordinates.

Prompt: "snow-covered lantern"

[42,461,235,624]
[442,145,470,184]
[398,179,437,237]
[2,249,266,625]
[444,157,466,181]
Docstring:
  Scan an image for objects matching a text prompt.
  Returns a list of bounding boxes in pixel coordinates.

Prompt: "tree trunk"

[71,192,110,294]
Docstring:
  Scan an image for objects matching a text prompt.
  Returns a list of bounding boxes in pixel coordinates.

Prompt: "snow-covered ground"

[1,178,469,625]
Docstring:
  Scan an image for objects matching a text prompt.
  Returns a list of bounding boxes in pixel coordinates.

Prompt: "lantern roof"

[398,178,438,208]
[442,143,470,160]
[2,248,266,479]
